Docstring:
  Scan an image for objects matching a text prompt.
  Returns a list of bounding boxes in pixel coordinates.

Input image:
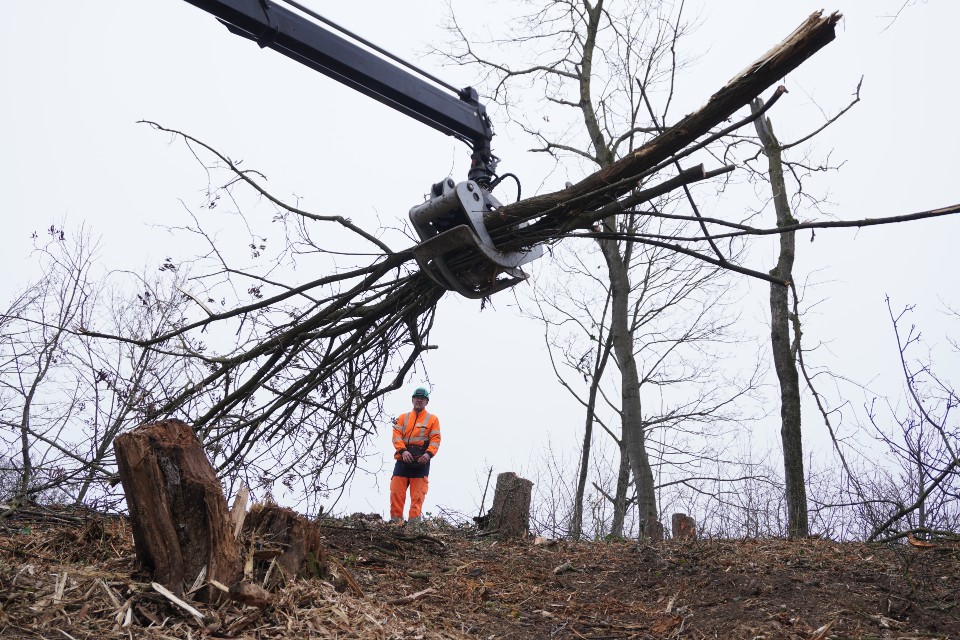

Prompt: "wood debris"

[1,510,960,639]
[387,587,435,606]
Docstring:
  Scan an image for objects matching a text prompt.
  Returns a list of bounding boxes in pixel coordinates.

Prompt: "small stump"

[245,503,326,585]
[672,513,697,541]
[488,472,533,538]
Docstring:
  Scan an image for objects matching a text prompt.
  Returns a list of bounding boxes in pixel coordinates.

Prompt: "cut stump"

[488,472,533,538]
[114,419,241,600]
[672,513,697,541]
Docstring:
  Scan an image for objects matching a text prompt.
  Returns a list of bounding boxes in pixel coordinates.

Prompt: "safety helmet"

[412,387,430,399]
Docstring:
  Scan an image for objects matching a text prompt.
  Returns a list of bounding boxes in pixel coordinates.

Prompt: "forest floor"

[1,507,959,639]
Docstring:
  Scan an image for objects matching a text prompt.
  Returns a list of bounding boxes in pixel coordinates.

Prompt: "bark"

[114,419,241,599]
[751,99,809,538]
[488,472,534,537]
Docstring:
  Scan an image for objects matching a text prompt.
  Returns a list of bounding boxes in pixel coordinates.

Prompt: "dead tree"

[488,472,534,537]
[114,419,241,600]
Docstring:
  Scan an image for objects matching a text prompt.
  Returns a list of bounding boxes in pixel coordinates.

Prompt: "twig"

[387,587,435,606]
[479,466,494,517]
[331,559,364,597]
[151,582,205,624]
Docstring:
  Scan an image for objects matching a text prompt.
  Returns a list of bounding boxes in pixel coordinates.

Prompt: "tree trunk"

[609,438,631,538]
[752,99,809,539]
[601,238,662,541]
[574,0,661,542]
[488,472,534,538]
[492,12,841,233]
[569,402,594,540]
[114,419,241,599]
[570,335,612,540]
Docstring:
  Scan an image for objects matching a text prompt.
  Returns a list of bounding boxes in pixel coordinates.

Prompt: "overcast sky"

[2,1,957,519]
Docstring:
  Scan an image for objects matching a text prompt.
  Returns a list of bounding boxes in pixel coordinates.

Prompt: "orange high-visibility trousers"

[390,476,429,519]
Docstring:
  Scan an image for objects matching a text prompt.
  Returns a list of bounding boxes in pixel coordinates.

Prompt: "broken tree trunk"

[492,11,842,243]
[488,472,534,538]
[752,98,809,539]
[114,419,241,600]
[244,503,327,586]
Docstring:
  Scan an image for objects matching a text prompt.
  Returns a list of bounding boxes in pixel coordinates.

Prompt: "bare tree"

[751,101,808,538]
[863,300,959,542]
[446,0,774,539]
[0,226,205,508]
[745,82,860,538]
[0,225,94,503]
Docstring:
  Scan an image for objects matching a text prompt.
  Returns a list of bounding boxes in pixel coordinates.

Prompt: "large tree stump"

[114,419,241,600]
[244,503,326,586]
[488,472,533,538]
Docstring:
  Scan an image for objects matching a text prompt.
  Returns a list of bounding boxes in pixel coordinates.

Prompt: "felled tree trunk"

[488,472,533,538]
[114,419,241,600]
[245,503,326,586]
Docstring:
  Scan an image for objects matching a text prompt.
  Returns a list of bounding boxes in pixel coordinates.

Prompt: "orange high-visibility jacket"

[392,410,441,460]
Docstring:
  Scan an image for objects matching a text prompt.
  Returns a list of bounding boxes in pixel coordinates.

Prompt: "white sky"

[2,1,957,520]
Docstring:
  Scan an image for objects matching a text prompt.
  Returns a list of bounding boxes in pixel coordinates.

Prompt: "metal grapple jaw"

[409,178,544,299]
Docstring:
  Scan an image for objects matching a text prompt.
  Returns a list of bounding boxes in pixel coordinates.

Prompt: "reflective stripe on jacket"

[392,410,441,459]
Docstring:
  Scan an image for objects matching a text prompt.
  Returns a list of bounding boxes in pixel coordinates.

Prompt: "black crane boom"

[180,0,498,183]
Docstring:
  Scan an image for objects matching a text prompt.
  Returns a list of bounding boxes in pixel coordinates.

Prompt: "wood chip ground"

[2,507,958,639]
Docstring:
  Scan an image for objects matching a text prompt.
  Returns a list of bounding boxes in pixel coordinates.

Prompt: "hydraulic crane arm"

[179,0,542,298]
[180,0,498,184]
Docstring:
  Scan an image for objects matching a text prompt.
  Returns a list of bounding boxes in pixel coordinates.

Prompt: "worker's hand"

[401,451,414,463]
[417,453,431,465]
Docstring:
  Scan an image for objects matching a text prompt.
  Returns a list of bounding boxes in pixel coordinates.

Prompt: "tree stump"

[244,503,326,586]
[672,513,697,541]
[488,472,533,537]
[114,419,241,600]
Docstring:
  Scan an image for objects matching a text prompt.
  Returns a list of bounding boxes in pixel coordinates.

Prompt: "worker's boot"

[389,517,404,526]
[407,515,422,530]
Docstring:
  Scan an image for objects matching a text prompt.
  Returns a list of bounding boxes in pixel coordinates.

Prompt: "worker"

[390,387,441,525]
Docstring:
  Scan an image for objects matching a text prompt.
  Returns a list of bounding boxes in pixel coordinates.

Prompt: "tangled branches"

[72,11,959,504]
